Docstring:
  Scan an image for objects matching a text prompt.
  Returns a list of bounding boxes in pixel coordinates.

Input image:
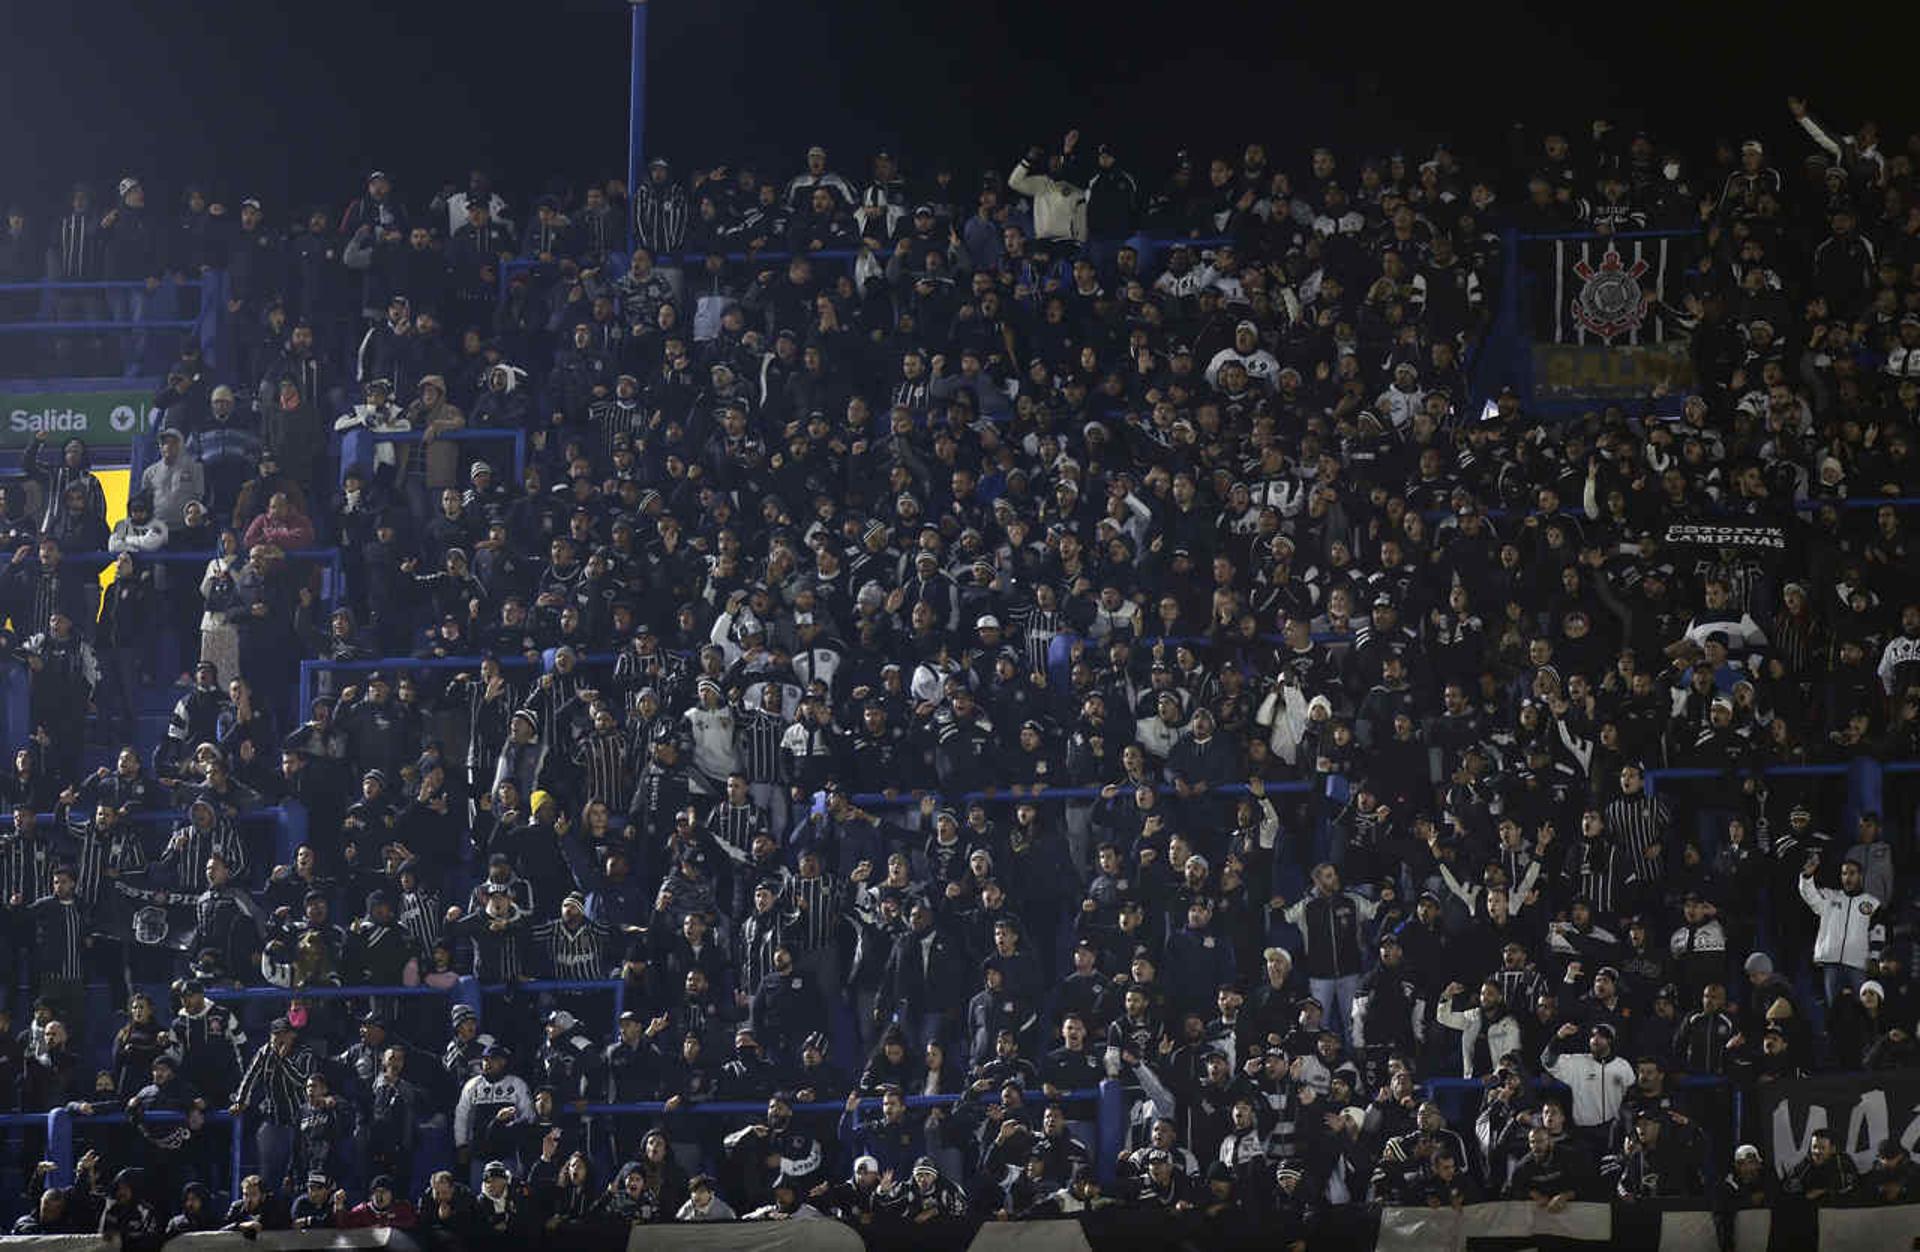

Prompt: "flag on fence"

[1552,238,1670,344]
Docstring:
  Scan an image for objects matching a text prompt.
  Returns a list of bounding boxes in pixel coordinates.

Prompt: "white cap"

[853,1155,879,1175]
[976,615,1001,630]
[1734,1144,1761,1163]
[1860,980,1886,1001]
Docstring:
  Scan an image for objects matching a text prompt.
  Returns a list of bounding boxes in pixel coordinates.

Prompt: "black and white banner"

[1552,239,1671,345]
[1755,1067,1920,1175]
[92,887,204,953]
[1658,522,1789,556]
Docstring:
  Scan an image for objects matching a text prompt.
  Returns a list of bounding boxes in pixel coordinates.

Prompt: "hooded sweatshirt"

[407,377,466,489]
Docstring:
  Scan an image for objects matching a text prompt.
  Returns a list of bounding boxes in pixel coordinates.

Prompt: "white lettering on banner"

[8,408,90,433]
[1772,1094,1826,1170]
[4,393,154,442]
[1660,522,1788,550]
[1770,1083,1920,1172]
[1840,1089,1888,1165]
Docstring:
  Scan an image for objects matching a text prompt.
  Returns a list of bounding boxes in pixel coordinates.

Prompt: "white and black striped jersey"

[734,708,788,784]
[234,1043,318,1126]
[590,398,648,466]
[786,872,843,953]
[1493,967,1549,1013]
[572,729,632,810]
[532,915,611,979]
[449,676,520,777]
[0,830,55,906]
[1013,606,1064,675]
[520,671,585,741]
[614,647,688,715]
[27,895,87,981]
[707,801,770,867]
[159,818,249,888]
[22,630,98,692]
[1604,794,1671,885]
[736,907,793,989]
[68,817,148,908]
[397,886,443,957]
[451,910,532,982]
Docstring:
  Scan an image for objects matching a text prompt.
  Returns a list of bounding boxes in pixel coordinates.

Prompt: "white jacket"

[108,517,170,554]
[1538,1049,1634,1128]
[1205,347,1283,388]
[1799,874,1880,969]
[453,1072,533,1147]
[1435,1000,1523,1077]
[1006,160,1087,242]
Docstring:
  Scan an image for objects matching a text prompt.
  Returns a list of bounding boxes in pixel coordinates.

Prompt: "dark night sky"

[5,1,1916,220]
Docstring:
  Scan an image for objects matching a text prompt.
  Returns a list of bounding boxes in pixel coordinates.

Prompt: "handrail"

[1795,494,1920,511]
[504,232,1236,299]
[24,804,287,827]
[1515,228,1701,243]
[1645,764,1847,781]
[0,280,182,292]
[296,653,621,722]
[843,780,1313,808]
[477,978,620,994]
[0,320,197,333]
[38,1106,241,1191]
[331,425,528,487]
[577,1087,1101,1119]
[66,547,342,565]
[218,983,455,1001]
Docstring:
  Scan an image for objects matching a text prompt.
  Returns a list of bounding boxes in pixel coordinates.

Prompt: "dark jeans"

[255,1121,295,1192]
[98,646,142,745]
[105,285,150,376]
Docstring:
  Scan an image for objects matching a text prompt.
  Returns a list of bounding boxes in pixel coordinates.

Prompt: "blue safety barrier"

[34,1106,242,1191]
[330,426,528,488]
[501,234,1237,301]
[296,651,620,729]
[0,320,197,334]
[0,271,229,372]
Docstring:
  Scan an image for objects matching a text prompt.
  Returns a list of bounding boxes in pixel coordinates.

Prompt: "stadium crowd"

[3,93,1920,1249]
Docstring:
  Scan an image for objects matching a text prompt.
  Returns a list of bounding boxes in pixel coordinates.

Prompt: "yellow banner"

[1532,342,1693,399]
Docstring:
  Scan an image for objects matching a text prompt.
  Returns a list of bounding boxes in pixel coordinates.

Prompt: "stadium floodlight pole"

[626,0,649,254]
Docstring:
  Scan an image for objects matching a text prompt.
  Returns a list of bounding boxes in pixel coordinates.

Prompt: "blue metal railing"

[19,1080,1122,1207]
[26,1106,243,1192]
[503,233,1236,301]
[330,427,528,490]
[296,652,620,728]
[0,271,230,371]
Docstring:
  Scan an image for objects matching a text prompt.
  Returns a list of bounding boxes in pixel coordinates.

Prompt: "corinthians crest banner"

[1551,238,1671,345]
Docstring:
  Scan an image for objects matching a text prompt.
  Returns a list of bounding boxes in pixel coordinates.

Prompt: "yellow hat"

[530,790,555,814]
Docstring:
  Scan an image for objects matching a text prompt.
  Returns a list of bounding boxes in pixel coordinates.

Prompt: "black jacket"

[880,921,974,1019]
